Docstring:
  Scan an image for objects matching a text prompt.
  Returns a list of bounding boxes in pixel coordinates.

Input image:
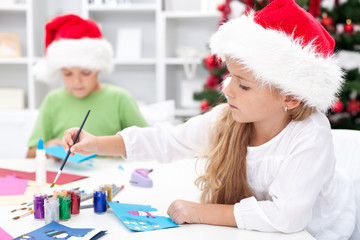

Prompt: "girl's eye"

[239,84,250,90]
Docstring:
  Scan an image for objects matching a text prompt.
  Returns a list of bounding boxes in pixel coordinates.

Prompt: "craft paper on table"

[0,180,42,206]
[13,221,106,240]
[0,168,88,185]
[0,226,13,240]
[45,146,97,163]
[0,175,28,196]
[108,202,178,232]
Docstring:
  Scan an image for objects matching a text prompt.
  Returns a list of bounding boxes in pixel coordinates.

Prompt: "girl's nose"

[223,77,234,98]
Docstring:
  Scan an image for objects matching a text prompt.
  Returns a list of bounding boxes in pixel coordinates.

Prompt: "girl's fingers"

[63,128,80,150]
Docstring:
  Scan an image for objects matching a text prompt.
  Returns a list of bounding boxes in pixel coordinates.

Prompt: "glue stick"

[35,138,47,186]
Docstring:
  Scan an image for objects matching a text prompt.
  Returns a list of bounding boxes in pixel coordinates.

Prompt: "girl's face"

[61,67,100,98]
[223,57,286,124]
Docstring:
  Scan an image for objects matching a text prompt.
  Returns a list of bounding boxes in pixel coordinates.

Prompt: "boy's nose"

[73,74,82,83]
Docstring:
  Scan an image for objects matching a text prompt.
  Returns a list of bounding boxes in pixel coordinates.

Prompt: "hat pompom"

[33,59,55,83]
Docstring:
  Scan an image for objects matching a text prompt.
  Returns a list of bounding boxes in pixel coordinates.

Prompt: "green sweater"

[28,84,148,147]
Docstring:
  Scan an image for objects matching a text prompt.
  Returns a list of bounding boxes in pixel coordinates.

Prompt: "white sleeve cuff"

[117,127,133,160]
[233,196,261,230]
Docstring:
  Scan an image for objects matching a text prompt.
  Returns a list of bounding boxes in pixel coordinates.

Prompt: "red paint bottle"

[68,190,81,215]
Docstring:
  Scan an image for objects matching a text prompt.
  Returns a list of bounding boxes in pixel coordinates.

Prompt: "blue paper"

[45,146,97,163]
[108,202,179,232]
[13,221,106,239]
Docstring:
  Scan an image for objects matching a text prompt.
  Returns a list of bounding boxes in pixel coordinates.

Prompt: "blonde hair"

[195,102,314,204]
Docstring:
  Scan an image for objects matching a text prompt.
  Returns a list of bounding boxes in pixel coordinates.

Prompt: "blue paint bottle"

[93,189,107,214]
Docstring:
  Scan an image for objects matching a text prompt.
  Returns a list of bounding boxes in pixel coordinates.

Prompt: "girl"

[62,0,357,239]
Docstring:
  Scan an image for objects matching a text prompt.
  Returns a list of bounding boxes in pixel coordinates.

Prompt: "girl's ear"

[284,95,301,110]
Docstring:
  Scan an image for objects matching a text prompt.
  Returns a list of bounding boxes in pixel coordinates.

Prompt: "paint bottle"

[68,190,81,215]
[93,189,107,214]
[35,139,47,186]
[44,197,59,224]
[33,193,47,220]
[100,184,113,208]
[53,189,67,199]
[58,195,71,221]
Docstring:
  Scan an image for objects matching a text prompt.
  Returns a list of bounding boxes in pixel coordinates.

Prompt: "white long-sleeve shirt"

[119,104,356,240]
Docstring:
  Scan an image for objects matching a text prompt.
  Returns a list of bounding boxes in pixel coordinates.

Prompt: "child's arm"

[62,128,126,157]
[26,138,62,160]
[167,200,237,227]
[26,148,36,158]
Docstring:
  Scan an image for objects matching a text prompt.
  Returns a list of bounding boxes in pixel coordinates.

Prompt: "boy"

[26,14,147,158]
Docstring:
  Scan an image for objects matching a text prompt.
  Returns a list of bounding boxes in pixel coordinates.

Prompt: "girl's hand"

[167,200,203,225]
[62,128,98,156]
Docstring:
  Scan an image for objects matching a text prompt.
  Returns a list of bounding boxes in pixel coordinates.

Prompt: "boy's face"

[61,67,100,98]
[223,57,286,125]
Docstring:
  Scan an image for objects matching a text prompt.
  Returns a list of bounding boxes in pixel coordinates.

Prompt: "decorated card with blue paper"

[107,202,179,232]
[45,146,97,163]
[13,221,106,240]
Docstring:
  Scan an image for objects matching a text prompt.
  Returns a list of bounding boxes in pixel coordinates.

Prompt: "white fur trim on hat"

[210,15,344,112]
[34,38,113,83]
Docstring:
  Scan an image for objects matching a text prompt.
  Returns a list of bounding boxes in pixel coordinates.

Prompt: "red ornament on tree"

[217,3,224,11]
[331,100,344,113]
[201,100,210,112]
[346,99,360,114]
[344,19,354,34]
[218,0,231,25]
[206,75,219,89]
[204,55,216,70]
[204,54,222,70]
[321,13,335,33]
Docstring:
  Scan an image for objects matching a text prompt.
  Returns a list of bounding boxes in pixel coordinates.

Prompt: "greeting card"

[108,202,178,232]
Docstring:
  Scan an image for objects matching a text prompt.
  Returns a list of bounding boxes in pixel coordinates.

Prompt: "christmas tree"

[194,0,360,129]
[322,0,360,129]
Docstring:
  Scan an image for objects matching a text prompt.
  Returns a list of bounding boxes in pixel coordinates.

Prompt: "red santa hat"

[210,0,344,112]
[34,14,113,82]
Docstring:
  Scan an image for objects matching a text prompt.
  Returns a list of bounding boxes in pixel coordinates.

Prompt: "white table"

[0,158,315,240]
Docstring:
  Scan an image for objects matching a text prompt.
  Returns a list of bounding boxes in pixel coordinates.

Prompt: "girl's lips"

[228,103,238,109]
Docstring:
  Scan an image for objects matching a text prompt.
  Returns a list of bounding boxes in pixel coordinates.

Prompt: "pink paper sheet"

[0,168,88,185]
[0,226,12,240]
[0,175,28,196]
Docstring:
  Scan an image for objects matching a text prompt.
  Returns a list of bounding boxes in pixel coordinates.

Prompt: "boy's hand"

[44,138,63,162]
[62,128,98,156]
[44,138,62,147]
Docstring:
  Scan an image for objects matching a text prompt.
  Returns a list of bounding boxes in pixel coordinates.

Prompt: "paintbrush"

[12,209,34,220]
[16,187,81,210]
[20,201,33,206]
[50,110,91,188]
[11,207,32,213]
